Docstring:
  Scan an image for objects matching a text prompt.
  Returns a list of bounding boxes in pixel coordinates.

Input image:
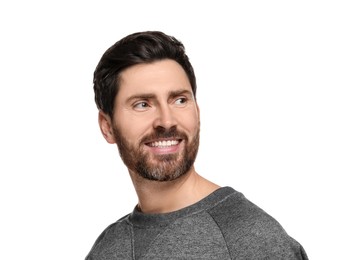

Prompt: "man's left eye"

[175,98,187,105]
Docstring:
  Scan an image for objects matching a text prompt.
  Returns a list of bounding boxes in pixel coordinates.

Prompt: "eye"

[133,101,150,111]
[175,97,187,105]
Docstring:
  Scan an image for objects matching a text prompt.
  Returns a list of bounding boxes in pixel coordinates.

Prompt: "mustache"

[141,127,187,144]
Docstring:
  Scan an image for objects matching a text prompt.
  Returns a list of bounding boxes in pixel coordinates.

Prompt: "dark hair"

[93,31,197,116]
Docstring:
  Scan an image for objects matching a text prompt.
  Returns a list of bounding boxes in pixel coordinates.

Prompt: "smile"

[147,139,180,148]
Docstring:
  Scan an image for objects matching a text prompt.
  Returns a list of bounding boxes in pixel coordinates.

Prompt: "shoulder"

[208,190,308,259]
[85,214,132,260]
[92,214,130,245]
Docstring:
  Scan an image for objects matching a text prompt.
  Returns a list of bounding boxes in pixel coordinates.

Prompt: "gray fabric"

[86,187,308,259]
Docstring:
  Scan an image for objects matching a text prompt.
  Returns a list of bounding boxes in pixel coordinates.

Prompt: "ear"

[98,110,116,144]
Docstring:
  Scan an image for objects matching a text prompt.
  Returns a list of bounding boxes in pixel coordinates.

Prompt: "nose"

[153,104,177,129]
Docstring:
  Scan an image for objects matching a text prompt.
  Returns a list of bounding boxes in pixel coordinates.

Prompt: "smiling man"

[86,31,308,259]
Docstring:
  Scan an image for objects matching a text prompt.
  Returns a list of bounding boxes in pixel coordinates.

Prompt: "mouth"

[146,139,181,148]
[144,138,183,155]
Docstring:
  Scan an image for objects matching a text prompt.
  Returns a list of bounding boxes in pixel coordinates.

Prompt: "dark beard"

[112,125,200,182]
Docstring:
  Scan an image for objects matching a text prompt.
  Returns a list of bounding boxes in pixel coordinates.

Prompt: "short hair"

[93,31,197,116]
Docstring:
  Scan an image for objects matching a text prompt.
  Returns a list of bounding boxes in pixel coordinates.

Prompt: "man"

[86,31,308,259]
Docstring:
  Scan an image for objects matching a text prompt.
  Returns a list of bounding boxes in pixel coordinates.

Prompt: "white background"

[0,1,344,259]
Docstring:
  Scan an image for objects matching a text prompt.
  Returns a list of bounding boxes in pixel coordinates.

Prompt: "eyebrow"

[126,89,194,104]
[126,93,156,104]
[168,89,193,98]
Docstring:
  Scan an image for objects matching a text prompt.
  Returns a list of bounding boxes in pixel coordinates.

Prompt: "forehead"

[117,59,192,98]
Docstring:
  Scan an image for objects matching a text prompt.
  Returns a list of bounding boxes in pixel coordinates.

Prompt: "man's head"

[95,31,200,182]
[94,31,197,118]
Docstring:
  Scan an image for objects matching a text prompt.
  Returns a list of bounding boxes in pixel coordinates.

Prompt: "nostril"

[154,125,178,135]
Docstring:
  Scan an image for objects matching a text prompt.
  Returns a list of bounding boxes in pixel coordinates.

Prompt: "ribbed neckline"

[128,186,237,227]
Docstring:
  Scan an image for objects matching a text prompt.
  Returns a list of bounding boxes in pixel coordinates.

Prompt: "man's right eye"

[133,101,149,110]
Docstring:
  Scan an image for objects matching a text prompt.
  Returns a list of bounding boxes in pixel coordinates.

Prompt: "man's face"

[107,59,200,181]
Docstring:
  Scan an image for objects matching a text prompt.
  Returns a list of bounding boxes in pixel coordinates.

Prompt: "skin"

[99,59,220,214]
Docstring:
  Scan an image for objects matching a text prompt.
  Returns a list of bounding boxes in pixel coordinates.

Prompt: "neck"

[129,167,220,214]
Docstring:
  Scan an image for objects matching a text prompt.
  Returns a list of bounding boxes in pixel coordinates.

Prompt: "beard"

[112,124,200,182]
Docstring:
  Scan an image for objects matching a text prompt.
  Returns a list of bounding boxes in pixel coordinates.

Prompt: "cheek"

[115,113,153,143]
[181,112,200,134]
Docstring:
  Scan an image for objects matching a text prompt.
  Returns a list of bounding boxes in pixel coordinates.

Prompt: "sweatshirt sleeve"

[229,223,309,259]
[208,192,309,259]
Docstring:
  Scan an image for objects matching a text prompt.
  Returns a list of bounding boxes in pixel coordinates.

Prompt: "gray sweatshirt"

[86,187,308,259]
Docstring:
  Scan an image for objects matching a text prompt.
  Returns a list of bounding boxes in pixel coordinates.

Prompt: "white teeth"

[150,140,179,147]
